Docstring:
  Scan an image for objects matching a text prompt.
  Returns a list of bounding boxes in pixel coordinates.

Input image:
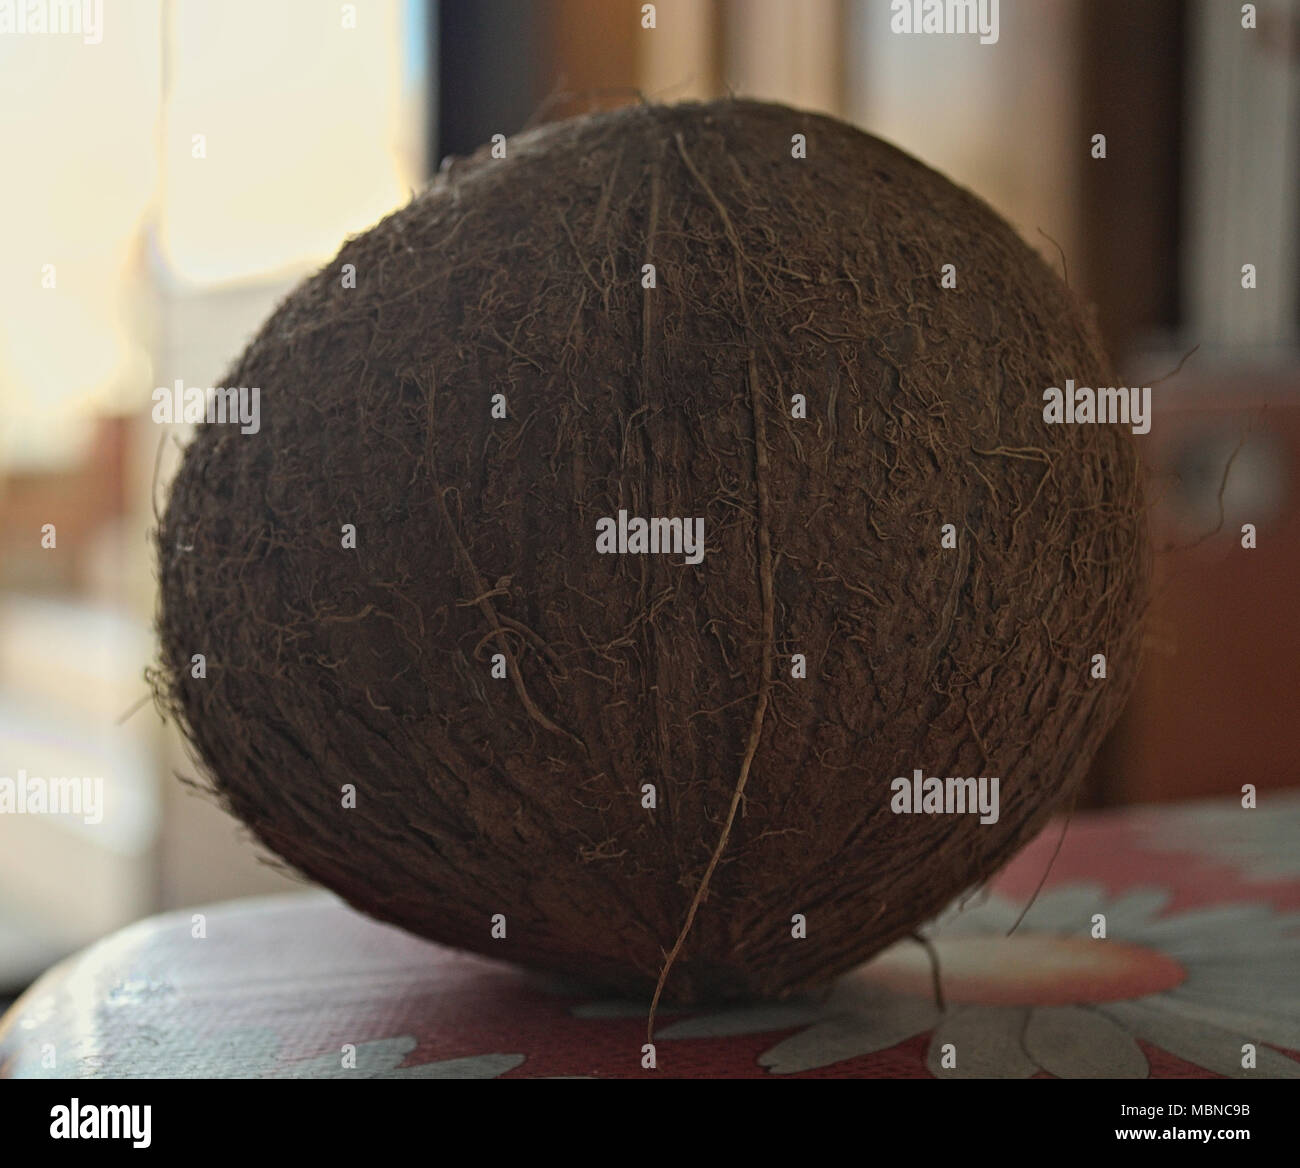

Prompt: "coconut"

[155,99,1147,1010]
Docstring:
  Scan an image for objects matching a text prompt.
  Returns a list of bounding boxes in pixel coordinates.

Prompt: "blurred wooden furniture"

[0,416,129,594]
[1091,376,1300,805]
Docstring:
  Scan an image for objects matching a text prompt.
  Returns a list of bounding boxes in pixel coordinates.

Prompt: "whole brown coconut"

[156,99,1147,1007]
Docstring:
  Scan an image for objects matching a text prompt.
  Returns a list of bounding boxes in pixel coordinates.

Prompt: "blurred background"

[1,0,1297,1011]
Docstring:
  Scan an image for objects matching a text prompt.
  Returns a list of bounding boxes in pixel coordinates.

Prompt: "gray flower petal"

[1136,906,1300,956]
[1013,884,1108,933]
[658,999,825,1040]
[1152,990,1300,1052]
[272,1036,524,1079]
[932,892,1021,936]
[759,997,940,1075]
[1102,999,1300,1078]
[401,1053,526,1079]
[1098,888,1171,935]
[1174,965,1300,1009]
[1024,1005,1148,1078]
[927,1006,1037,1078]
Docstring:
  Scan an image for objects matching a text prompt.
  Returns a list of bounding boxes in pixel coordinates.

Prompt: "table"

[2,795,1298,1078]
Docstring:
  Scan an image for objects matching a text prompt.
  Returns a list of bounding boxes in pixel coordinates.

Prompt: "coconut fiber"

[155,99,1148,1008]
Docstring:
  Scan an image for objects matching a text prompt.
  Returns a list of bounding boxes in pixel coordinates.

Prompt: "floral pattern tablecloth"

[2,795,1297,1078]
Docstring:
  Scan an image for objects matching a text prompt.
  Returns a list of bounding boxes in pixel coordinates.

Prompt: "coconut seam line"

[154,99,1148,1034]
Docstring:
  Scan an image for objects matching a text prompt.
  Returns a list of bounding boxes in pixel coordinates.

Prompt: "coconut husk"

[155,99,1148,1008]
